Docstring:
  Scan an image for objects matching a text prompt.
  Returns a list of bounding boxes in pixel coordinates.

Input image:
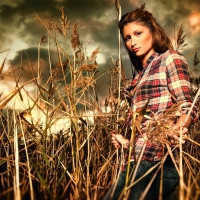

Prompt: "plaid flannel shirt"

[123,50,198,163]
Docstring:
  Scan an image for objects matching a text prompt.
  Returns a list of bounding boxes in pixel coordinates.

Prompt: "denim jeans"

[103,160,179,200]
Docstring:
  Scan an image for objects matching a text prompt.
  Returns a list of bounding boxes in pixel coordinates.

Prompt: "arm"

[169,114,191,144]
[166,52,198,123]
[166,52,198,144]
[174,113,192,129]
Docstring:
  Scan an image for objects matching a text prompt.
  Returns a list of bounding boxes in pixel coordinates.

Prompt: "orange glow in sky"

[189,12,200,34]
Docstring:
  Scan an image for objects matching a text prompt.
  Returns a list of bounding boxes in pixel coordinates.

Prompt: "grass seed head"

[71,23,81,50]
[75,64,98,73]
[51,60,68,81]
[59,6,70,37]
[74,76,95,88]
[88,47,100,62]
[176,24,187,50]
[146,102,182,145]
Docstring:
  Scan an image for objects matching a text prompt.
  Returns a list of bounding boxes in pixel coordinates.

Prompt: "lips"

[133,47,140,52]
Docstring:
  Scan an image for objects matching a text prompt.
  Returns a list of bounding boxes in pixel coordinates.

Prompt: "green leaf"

[42,149,54,174]
[36,169,53,197]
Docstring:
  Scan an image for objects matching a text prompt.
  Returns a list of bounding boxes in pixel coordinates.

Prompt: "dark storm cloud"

[0,0,115,43]
[144,0,200,27]
[1,0,199,43]
[0,0,199,109]
[0,0,200,78]
[0,0,123,70]
[10,47,58,83]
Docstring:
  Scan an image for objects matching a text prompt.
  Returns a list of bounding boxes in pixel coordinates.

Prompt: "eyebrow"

[123,29,143,36]
[133,29,143,32]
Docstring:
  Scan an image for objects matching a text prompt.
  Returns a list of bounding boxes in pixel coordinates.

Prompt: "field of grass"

[0,2,199,200]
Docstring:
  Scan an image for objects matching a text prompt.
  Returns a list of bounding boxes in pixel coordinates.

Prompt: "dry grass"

[0,3,199,200]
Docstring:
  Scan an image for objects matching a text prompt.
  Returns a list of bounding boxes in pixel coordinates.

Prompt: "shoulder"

[161,50,188,65]
[161,50,189,77]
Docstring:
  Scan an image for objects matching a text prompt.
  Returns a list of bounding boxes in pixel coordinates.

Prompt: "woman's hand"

[168,125,188,146]
[110,132,130,148]
[168,114,191,146]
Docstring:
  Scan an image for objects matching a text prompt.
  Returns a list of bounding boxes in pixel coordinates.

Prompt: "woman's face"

[123,21,155,65]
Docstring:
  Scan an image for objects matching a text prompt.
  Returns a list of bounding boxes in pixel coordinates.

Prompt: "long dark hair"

[118,6,174,72]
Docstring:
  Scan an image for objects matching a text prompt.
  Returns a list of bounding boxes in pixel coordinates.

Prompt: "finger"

[173,127,188,134]
[173,135,187,144]
[111,140,118,145]
[181,127,188,134]
[181,134,188,139]
[110,131,116,135]
[173,135,179,141]
[112,142,120,148]
[111,136,117,142]
[170,139,176,146]
[112,140,119,146]
[115,134,125,142]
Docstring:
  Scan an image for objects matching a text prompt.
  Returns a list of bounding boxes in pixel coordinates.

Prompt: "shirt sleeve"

[166,51,198,122]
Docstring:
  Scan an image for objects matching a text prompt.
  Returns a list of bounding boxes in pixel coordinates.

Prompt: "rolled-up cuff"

[180,101,199,123]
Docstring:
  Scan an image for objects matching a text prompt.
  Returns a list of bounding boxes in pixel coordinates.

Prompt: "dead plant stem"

[13,110,21,200]
[179,122,184,200]
[19,118,34,200]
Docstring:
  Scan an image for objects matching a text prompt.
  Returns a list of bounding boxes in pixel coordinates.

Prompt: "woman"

[104,6,198,200]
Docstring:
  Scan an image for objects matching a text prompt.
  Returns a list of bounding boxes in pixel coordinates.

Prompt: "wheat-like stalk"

[0,3,199,200]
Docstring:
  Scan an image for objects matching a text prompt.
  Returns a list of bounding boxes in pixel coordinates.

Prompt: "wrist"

[123,142,133,149]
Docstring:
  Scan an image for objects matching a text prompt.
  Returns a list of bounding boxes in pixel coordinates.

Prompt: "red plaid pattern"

[123,50,198,162]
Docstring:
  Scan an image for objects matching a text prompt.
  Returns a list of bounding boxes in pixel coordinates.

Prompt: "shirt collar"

[143,52,159,69]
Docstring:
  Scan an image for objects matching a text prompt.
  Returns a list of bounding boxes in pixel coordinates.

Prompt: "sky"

[0,0,200,110]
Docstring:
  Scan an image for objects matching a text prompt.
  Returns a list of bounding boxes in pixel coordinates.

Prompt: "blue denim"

[103,160,179,200]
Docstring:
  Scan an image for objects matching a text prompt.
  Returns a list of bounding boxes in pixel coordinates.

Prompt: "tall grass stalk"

[13,110,21,200]
[115,0,122,122]
[0,3,199,200]
[126,161,162,190]
[138,153,169,200]
[124,142,147,200]
[37,38,43,121]
[20,118,34,200]
[179,122,184,200]
[86,123,91,200]
[158,149,164,200]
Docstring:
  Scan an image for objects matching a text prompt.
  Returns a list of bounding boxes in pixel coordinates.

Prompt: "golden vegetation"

[0,2,199,200]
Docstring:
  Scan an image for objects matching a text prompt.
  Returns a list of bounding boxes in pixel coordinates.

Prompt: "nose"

[131,38,136,48]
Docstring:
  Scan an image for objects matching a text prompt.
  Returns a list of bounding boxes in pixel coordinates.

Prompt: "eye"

[135,31,142,36]
[124,36,131,42]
